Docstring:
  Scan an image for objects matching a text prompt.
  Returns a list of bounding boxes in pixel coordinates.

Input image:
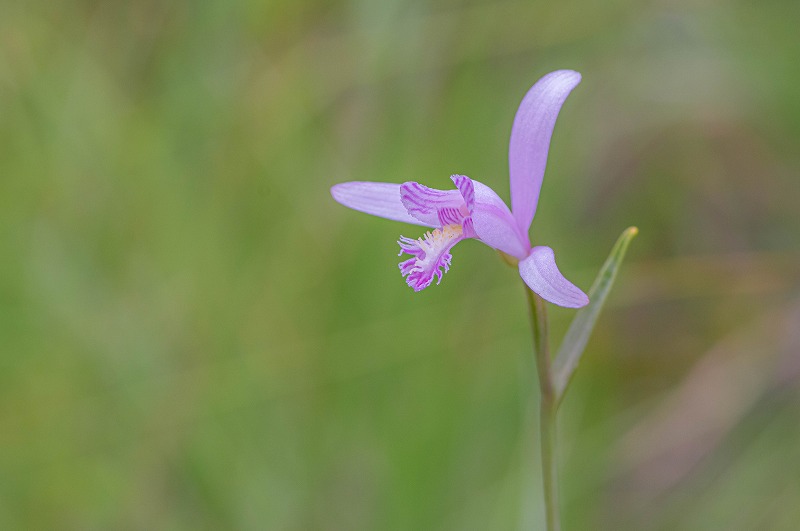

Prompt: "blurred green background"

[2,0,799,529]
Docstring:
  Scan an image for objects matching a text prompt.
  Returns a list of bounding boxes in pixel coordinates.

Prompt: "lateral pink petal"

[470,180,530,259]
[400,181,466,226]
[509,70,582,233]
[518,246,589,308]
[331,182,431,226]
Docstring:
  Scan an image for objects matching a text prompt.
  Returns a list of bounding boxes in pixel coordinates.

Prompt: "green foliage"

[1,0,800,529]
[554,226,638,403]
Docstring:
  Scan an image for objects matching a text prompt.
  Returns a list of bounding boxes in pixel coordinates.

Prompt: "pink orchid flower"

[331,70,588,308]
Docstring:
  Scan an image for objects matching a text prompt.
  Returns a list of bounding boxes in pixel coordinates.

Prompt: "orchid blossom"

[331,70,588,308]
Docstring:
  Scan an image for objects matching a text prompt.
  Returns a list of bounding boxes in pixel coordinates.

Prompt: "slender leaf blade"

[553,227,638,403]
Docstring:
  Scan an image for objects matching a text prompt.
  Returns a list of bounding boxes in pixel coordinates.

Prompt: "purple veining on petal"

[461,217,477,239]
[400,181,466,226]
[518,246,589,308]
[438,207,463,226]
[451,175,475,211]
[397,225,465,291]
[509,70,582,234]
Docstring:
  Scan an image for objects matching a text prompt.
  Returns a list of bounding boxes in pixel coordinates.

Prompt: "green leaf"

[553,227,638,404]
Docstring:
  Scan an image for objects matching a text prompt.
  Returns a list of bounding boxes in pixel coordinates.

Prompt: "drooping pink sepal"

[518,246,589,308]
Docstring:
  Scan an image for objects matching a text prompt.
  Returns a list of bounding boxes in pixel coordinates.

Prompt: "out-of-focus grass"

[1,0,799,529]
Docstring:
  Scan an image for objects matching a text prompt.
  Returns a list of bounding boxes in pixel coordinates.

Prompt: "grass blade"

[553,227,638,404]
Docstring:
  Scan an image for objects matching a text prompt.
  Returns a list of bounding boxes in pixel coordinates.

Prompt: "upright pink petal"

[451,175,475,211]
[331,182,431,227]
[518,246,589,308]
[509,70,582,233]
[470,180,530,259]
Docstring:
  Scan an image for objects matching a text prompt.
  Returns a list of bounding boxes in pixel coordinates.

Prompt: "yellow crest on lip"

[418,224,463,251]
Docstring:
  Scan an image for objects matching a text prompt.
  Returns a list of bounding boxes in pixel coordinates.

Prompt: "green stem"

[540,394,559,531]
[524,286,560,531]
